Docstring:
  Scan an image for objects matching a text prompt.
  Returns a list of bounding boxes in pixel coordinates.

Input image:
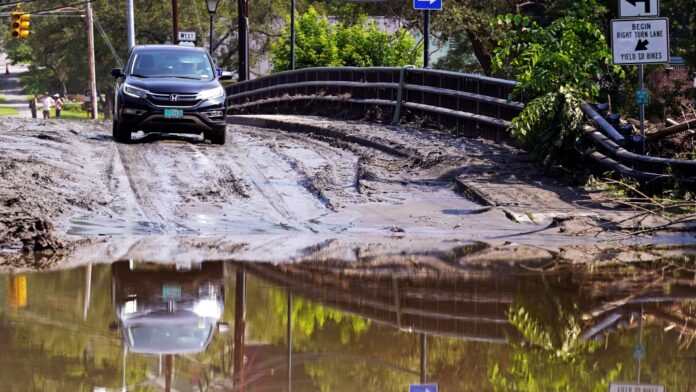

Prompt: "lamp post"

[206,0,220,55]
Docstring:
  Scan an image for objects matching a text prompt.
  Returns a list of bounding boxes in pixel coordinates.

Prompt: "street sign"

[632,343,646,358]
[178,31,196,42]
[609,382,665,392]
[413,0,442,11]
[634,89,649,105]
[409,384,438,392]
[611,18,669,65]
[619,0,659,17]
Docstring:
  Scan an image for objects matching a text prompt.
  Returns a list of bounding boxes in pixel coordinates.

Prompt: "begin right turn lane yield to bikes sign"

[610,18,669,65]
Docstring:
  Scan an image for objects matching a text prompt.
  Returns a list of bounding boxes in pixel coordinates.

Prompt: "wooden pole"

[172,0,179,43]
[86,1,98,119]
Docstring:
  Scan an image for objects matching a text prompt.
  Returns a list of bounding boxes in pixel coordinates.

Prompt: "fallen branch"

[648,118,696,141]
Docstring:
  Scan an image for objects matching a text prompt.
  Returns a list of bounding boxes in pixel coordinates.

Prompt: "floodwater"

[1,258,695,391]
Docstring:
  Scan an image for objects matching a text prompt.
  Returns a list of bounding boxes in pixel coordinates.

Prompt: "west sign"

[611,18,669,65]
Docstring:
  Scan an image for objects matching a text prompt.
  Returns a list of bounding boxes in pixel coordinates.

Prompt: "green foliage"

[0,107,19,116]
[272,7,342,71]
[662,0,696,69]
[491,1,623,167]
[492,5,621,101]
[271,7,421,71]
[511,87,585,166]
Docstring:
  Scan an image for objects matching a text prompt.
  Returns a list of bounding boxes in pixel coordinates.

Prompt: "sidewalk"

[0,52,31,118]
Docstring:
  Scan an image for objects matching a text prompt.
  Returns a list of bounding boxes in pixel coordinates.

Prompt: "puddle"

[68,216,166,235]
[0,259,695,390]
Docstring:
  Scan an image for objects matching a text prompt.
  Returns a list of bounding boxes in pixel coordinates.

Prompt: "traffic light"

[10,11,30,39]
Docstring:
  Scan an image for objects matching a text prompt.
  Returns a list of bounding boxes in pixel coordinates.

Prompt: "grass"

[0,97,8,103]
[0,106,19,116]
[57,109,105,120]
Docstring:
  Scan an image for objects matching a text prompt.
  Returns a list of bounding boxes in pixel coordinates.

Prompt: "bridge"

[225,66,696,188]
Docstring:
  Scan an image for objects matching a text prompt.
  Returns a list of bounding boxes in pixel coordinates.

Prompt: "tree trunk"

[465,30,492,76]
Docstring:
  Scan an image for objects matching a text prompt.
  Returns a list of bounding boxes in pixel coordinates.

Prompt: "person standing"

[28,95,37,119]
[53,94,63,119]
[40,92,54,119]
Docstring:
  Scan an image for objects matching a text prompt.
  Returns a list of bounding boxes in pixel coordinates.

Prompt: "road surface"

[0,52,31,118]
[0,116,690,267]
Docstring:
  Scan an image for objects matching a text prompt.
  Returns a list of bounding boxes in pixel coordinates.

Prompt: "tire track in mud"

[115,142,194,233]
[111,126,366,236]
[253,129,364,211]
[223,130,327,232]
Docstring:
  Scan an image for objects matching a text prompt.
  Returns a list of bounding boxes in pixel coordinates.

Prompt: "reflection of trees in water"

[0,267,150,390]
[489,267,696,392]
[1,261,696,391]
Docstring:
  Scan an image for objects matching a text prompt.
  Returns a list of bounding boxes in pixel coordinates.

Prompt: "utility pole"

[126,0,135,49]
[237,0,249,81]
[86,0,98,119]
[172,0,179,43]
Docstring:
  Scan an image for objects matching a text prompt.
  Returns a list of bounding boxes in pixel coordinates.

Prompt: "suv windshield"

[130,50,214,80]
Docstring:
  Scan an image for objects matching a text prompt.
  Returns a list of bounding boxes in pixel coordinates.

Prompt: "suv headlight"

[123,83,149,99]
[196,86,225,101]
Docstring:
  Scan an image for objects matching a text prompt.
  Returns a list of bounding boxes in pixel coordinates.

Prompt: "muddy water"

[1,258,695,391]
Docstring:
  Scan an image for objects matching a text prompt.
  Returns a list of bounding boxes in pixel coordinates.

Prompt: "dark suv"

[111,45,232,144]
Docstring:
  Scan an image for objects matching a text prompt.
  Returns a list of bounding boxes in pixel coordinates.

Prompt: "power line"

[0,0,99,15]
[0,0,48,11]
[32,0,98,15]
[93,11,123,67]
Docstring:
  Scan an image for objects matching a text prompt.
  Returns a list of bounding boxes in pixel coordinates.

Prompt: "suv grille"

[148,92,200,107]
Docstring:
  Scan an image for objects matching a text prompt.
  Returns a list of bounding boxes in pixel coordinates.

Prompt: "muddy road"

[0,116,693,268]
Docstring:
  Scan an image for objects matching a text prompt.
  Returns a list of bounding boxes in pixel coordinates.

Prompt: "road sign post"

[413,0,442,69]
[611,16,669,153]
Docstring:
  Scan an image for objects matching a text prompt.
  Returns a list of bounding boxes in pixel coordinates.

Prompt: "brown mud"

[0,116,694,270]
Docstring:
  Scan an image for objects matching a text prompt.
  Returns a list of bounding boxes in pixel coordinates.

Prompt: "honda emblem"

[170,94,179,102]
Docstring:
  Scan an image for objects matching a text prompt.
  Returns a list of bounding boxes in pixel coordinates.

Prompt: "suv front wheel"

[112,120,132,144]
[205,125,226,145]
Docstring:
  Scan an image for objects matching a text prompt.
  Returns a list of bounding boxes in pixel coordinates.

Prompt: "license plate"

[163,108,184,119]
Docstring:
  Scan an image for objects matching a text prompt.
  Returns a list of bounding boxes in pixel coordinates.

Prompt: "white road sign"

[611,18,669,65]
[619,0,659,17]
[609,382,665,392]
[178,31,196,42]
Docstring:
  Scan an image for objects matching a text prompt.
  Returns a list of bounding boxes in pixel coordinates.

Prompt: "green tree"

[491,1,623,167]
[271,7,342,71]
[271,7,421,71]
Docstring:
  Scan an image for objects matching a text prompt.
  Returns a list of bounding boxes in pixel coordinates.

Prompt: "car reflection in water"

[111,260,226,355]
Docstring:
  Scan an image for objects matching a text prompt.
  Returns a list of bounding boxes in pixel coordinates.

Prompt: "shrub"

[491,1,623,167]
[271,7,421,71]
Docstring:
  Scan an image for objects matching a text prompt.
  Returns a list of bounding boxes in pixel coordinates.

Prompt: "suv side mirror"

[219,71,234,81]
[111,68,124,78]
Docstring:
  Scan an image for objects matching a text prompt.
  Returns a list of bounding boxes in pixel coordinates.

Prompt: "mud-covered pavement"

[1,116,693,268]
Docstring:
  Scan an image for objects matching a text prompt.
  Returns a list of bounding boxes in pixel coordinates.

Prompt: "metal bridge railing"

[581,103,696,186]
[226,66,524,142]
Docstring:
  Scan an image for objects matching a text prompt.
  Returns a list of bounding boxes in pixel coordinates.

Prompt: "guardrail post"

[392,65,414,124]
